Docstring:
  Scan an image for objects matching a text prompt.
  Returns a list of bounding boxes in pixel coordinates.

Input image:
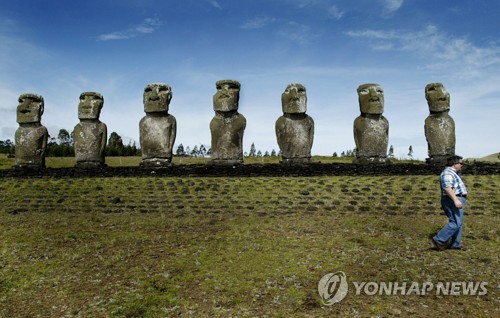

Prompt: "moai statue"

[424,83,455,165]
[275,84,314,165]
[139,83,177,167]
[73,92,107,168]
[14,94,48,169]
[209,80,246,165]
[353,83,390,164]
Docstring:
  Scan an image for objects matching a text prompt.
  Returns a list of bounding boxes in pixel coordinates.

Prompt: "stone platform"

[1,162,499,178]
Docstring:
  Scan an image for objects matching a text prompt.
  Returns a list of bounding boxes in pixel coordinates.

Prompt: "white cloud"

[345,29,397,40]
[328,5,344,20]
[241,17,276,30]
[276,21,313,45]
[208,0,222,10]
[346,24,500,78]
[96,18,162,41]
[382,0,404,15]
[293,0,344,20]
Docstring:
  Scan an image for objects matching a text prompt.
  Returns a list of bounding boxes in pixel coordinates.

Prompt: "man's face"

[78,93,103,120]
[213,82,239,112]
[144,84,172,113]
[358,84,384,115]
[282,84,307,114]
[17,94,44,124]
[425,83,450,112]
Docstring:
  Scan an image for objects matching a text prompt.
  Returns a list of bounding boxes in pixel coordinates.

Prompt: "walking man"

[430,155,468,250]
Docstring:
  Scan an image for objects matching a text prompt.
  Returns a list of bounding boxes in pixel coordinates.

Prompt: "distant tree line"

[1,135,279,158]
[244,143,278,157]
[333,148,357,158]
[175,142,280,157]
[0,137,416,160]
[106,132,140,156]
[332,145,414,159]
[46,129,140,157]
[0,139,15,156]
[45,129,74,157]
[175,144,210,157]
[0,129,140,157]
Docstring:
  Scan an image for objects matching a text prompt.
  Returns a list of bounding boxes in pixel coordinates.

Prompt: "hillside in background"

[473,152,500,163]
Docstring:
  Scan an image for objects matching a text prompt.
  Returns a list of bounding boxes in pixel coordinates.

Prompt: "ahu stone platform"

[2,162,499,178]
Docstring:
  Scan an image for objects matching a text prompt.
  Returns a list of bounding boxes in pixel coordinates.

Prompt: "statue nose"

[150,91,159,100]
[220,88,231,97]
[368,88,380,100]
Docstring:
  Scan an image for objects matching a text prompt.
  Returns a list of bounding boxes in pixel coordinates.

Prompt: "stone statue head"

[425,83,450,112]
[357,83,384,115]
[213,80,240,112]
[78,92,104,120]
[17,93,44,124]
[282,83,307,114]
[143,83,172,113]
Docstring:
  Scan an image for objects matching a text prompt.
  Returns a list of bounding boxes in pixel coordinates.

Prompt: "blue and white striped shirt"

[440,167,467,196]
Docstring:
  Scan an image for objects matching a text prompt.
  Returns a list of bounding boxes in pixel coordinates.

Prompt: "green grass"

[0,155,304,168]
[0,175,498,317]
[0,155,422,169]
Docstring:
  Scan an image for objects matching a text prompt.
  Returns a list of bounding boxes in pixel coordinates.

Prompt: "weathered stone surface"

[353,83,390,164]
[139,83,176,167]
[276,84,314,165]
[14,93,48,168]
[74,92,107,168]
[424,83,455,165]
[209,80,246,165]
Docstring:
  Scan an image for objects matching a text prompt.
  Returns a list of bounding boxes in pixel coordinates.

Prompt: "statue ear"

[40,103,44,116]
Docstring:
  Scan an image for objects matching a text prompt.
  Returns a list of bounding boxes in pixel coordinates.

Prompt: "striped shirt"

[440,167,468,196]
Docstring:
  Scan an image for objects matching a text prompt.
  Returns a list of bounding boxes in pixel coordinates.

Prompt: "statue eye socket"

[145,88,152,93]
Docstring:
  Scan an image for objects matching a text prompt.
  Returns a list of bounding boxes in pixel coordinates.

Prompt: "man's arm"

[443,186,463,209]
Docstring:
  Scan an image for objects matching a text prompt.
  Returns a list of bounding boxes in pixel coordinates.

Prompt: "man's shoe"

[429,234,447,251]
[450,246,467,251]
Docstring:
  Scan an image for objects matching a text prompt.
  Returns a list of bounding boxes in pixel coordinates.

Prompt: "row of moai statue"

[13,81,455,169]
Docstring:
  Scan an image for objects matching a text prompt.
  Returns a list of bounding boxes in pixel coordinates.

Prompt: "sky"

[1,0,499,160]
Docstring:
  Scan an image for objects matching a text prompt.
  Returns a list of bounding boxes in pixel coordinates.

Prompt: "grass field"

[0,154,361,170]
[0,168,498,317]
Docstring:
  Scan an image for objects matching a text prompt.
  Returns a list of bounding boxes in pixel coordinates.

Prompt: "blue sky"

[1,0,499,159]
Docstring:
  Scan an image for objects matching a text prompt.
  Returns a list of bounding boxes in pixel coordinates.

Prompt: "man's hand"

[444,187,463,209]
